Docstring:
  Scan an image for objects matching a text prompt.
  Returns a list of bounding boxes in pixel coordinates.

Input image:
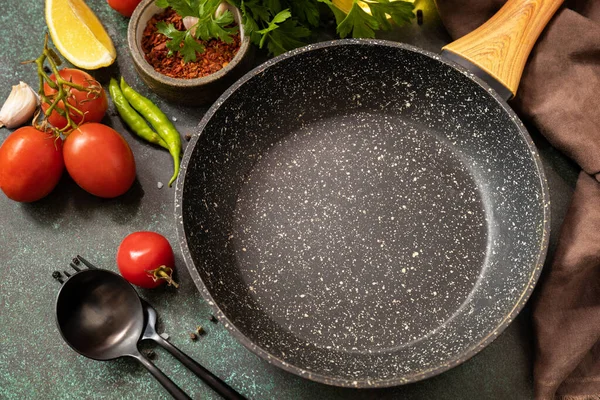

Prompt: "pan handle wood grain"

[442,0,563,97]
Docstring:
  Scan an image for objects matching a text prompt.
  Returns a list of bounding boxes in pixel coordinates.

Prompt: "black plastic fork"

[52,255,97,284]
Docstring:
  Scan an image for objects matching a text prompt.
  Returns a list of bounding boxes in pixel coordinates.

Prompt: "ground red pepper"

[141,8,241,80]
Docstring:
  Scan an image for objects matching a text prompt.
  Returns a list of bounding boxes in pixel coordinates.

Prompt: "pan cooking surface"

[177,40,549,386]
[233,111,487,352]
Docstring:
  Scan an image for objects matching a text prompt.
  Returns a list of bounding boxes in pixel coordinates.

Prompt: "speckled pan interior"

[176,39,550,387]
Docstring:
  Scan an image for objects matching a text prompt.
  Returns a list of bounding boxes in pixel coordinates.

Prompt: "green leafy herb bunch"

[155,0,415,61]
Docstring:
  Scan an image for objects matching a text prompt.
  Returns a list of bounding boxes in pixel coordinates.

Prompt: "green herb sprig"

[155,0,238,62]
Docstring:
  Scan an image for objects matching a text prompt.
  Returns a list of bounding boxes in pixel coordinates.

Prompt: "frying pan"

[176,0,559,387]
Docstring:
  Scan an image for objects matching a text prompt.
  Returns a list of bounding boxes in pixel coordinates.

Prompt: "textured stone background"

[0,0,577,399]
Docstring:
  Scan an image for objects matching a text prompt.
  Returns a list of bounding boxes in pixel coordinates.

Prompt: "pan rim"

[174,38,551,388]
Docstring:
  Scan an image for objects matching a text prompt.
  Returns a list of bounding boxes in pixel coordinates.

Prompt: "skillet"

[176,0,559,387]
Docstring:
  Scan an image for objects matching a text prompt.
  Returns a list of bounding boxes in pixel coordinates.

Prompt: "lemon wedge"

[45,0,116,69]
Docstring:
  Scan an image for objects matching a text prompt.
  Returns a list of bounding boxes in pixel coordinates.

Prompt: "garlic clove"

[182,3,231,37]
[0,81,39,129]
[182,16,199,36]
[215,2,229,18]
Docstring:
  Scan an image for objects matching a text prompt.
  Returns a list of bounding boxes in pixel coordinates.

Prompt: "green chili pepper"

[120,77,182,187]
[108,78,169,150]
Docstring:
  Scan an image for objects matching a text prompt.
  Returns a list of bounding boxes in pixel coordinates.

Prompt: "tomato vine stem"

[23,35,102,135]
[148,265,180,288]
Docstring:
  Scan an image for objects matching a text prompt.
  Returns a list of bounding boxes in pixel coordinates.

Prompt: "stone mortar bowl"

[128,0,254,106]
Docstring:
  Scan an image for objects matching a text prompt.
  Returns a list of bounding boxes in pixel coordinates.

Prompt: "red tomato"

[107,0,142,17]
[42,68,108,130]
[0,127,64,202]
[63,123,136,198]
[117,231,178,288]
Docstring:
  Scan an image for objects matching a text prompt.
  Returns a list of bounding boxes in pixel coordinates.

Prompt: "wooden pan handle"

[442,0,563,97]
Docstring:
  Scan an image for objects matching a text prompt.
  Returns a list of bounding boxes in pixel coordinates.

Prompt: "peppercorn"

[52,271,62,282]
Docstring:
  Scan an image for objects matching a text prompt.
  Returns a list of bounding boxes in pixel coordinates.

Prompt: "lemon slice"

[45,0,116,69]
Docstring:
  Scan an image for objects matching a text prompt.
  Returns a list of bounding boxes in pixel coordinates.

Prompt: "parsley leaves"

[232,0,415,56]
[155,0,238,62]
[156,0,415,61]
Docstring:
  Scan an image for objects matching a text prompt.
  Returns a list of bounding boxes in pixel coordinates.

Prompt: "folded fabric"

[436,1,600,398]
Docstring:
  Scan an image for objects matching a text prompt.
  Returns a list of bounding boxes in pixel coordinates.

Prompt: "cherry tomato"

[63,123,136,198]
[42,68,108,130]
[0,127,64,202]
[107,0,142,17]
[117,231,178,288]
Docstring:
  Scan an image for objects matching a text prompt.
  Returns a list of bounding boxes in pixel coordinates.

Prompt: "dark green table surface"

[0,1,579,399]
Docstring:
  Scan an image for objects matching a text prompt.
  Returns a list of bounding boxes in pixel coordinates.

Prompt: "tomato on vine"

[41,68,108,130]
[63,123,136,198]
[0,127,64,202]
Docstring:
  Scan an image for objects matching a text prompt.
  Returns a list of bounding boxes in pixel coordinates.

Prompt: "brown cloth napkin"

[436,1,600,399]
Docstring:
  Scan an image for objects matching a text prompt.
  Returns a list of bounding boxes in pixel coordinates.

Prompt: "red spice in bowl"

[141,8,241,80]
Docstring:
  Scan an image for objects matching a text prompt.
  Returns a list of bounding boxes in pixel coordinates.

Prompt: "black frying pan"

[176,0,559,387]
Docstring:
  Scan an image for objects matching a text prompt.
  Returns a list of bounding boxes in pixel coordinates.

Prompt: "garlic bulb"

[0,81,39,129]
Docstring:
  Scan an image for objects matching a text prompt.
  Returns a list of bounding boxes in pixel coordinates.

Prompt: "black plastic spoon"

[55,268,244,400]
[140,299,245,400]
